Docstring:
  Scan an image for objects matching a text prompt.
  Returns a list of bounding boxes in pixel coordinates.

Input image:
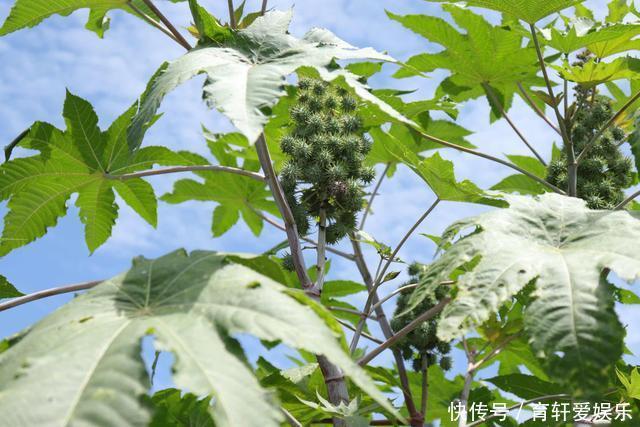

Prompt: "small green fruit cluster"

[279,78,375,243]
[547,53,633,209]
[390,262,452,372]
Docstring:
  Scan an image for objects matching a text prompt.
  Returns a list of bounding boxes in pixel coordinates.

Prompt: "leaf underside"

[0,250,397,426]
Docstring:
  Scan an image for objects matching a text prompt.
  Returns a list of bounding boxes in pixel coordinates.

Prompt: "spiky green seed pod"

[439,356,452,371]
[281,253,295,272]
[278,78,373,244]
[546,51,633,209]
[341,96,357,112]
[390,262,452,372]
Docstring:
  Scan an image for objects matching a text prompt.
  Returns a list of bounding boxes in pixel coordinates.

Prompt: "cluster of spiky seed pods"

[547,51,633,209]
[390,262,453,372]
[279,78,376,244]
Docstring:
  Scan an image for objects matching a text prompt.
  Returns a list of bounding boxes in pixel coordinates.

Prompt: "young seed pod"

[278,78,373,244]
[546,55,633,210]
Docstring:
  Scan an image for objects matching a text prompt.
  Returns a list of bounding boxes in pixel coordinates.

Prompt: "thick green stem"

[255,134,349,426]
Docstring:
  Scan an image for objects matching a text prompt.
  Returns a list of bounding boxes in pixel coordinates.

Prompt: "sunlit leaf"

[0,250,398,426]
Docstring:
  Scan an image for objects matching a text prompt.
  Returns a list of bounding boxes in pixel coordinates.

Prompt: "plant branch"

[576,88,640,163]
[337,320,383,345]
[127,1,183,47]
[349,235,422,426]
[412,128,566,194]
[256,135,313,291]
[329,306,376,320]
[465,394,570,427]
[471,333,521,371]
[357,297,451,366]
[420,356,428,418]
[368,283,418,314]
[368,281,454,316]
[140,0,192,50]
[261,0,269,14]
[283,408,303,427]
[0,281,102,313]
[253,209,356,261]
[107,165,266,182]
[350,198,440,353]
[615,188,640,210]
[255,134,349,425]
[529,23,577,196]
[458,338,476,427]
[360,163,390,229]
[529,24,570,145]
[227,0,237,28]
[482,83,546,165]
[376,198,440,287]
[517,83,561,135]
[312,209,328,295]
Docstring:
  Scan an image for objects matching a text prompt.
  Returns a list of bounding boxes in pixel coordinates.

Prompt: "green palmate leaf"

[0,250,398,426]
[0,0,156,37]
[371,128,502,206]
[541,21,640,56]
[367,119,473,175]
[554,56,640,87]
[617,368,640,400]
[491,155,548,195]
[389,6,541,119]
[0,275,22,298]
[129,9,393,146]
[161,139,277,237]
[162,174,277,237]
[412,193,640,393]
[0,91,196,255]
[427,0,584,24]
[345,62,384,79]
[485,374,565,400]
[149,389,214,427]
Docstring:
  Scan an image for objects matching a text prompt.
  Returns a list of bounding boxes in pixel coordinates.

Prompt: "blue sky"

[1,0,638,394]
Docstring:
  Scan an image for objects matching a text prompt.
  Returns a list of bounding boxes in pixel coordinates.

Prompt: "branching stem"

[413,128,565,194]
[360,163,390,229]
[517,83,561,135]
[357,298,451,366]
[227,0,237,28]
[350,235,422,426]
[0,281,102,313]
[127,1,183,47]
[255,134,349,426]
[482,83,546,165]
[350,198,440,353]
[252,208,355,261]
[529,24,570,146]
[107,165,266,182]
[140,0,192,50]
[576,88,640,163]
[615,189,640,210]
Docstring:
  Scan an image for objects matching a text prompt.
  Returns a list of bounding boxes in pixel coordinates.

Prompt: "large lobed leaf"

[0,250,397,426]
[0,0,159,37]
[128,9,394,146]
[369,126,503,207]
[0,91,196,255]
[389,5,542,120]
[426,0,584,24]
[410,193,640,393]
[541,20,640,56]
